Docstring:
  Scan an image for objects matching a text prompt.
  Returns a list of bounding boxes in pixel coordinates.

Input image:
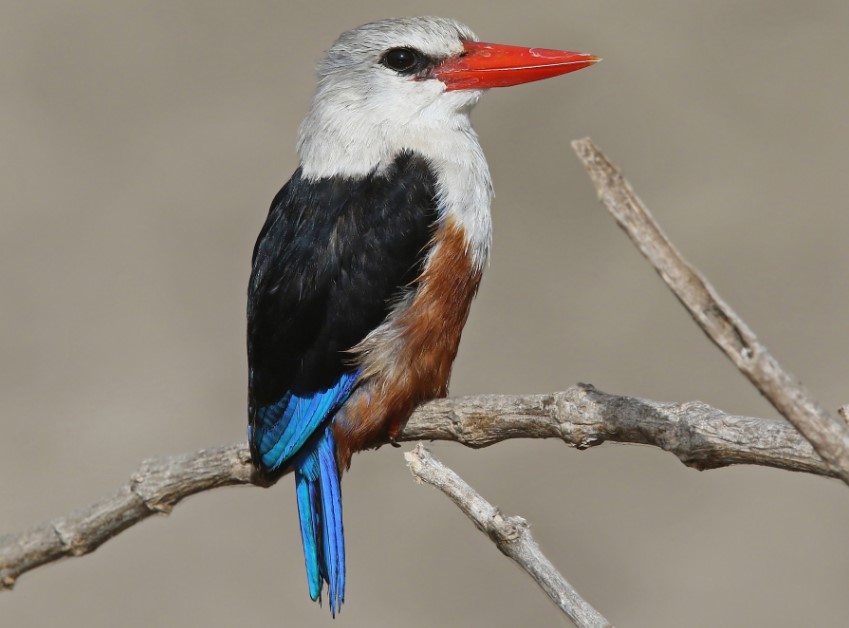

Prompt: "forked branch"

[572,137,849,486]
[2,139,842,615]
[0,384,830,590]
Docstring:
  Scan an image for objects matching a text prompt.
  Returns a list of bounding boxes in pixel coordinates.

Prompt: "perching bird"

[247,16,597,615]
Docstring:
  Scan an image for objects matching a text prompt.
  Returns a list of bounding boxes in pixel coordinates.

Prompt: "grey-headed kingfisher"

[246,16,598,615]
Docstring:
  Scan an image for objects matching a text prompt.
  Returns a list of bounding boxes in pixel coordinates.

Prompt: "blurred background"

[2,2,848,626]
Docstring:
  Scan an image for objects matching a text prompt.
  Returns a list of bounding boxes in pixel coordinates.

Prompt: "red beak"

[434,41,600,91]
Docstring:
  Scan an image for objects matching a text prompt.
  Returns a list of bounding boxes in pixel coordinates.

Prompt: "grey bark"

[0,384,829,590]
[406,444,612,628]
[572,137,849,486]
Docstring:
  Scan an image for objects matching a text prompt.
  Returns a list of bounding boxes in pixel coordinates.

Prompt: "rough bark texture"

[0,384,830,590]
[0,445,255,590]
[572,137,849,485]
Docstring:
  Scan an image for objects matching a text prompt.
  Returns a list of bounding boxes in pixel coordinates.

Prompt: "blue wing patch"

[250,371,358,473]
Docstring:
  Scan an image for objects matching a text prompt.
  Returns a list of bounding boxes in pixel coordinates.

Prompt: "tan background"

[2,2,848,626]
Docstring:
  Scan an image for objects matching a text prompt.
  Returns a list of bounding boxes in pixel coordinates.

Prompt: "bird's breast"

[333,216,482,465]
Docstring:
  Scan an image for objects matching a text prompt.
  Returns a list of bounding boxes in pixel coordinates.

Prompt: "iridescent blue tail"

[294,427,345,617]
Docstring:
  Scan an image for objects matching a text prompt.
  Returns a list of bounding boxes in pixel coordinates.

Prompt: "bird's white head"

[297,16,598,180]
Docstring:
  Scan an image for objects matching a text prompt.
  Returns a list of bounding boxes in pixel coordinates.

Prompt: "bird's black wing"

[247,151,439,471]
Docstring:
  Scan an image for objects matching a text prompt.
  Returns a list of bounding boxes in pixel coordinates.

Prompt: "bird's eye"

[381,48,421,74]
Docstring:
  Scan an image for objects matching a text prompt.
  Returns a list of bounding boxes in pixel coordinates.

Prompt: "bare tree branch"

[0,445,255,590]
[572,137,849,486]
[0,384,830,590]
[401,386,830,476]
[405,443,612,628]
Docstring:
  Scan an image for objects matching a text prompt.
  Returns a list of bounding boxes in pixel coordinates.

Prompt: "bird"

[246,16,597,616]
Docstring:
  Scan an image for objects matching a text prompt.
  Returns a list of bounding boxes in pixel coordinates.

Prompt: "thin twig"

[572,137,849,486]
[405,443,612,627]
[0,385,829,590]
